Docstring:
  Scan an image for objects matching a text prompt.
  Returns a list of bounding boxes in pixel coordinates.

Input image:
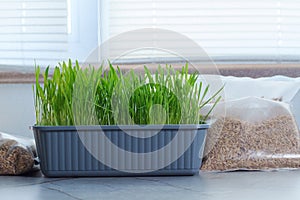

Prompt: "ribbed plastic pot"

[33,124,208,177]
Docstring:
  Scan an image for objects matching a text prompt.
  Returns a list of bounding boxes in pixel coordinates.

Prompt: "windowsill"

[1,63,300,84]
[0,71,36,84]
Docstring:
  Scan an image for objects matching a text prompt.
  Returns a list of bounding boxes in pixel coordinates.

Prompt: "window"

[0,0,98,68]
[1,0,300,68]
[102,0,300,63]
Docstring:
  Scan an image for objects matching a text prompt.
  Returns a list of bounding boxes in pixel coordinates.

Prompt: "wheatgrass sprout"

[72,65,103,125]
[34,60,79,125]
[34,60,222,126]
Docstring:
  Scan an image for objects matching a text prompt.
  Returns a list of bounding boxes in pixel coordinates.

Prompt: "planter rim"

[32,124,209,131]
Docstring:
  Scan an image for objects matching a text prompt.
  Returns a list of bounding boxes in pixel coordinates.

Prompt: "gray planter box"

[33,124,208,177]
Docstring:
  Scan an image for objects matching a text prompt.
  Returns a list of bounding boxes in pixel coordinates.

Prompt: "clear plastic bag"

[0,132,36,175]
[220,75,300,130]
[201,97,300,171]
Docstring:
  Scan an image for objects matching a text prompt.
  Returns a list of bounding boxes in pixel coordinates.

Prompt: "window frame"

[66,0,99,63]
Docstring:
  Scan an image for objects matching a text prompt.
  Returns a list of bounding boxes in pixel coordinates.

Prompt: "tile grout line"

[43,183,84,200]
[134,177,202,193]
[0,178,74,190]
[43,180,88,200]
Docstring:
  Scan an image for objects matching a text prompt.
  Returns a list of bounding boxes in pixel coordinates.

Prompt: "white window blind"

[103,0,300,63]
[0,0,68,66]
[0,0,98,68]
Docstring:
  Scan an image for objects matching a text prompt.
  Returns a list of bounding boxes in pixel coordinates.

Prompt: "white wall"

[0,84,35,138]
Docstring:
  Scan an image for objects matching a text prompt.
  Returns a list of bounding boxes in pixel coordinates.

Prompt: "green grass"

[34,60,222,126]
[34,60,79,126]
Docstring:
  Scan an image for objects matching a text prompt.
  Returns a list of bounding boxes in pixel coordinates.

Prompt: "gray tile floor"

[1,170,300,200]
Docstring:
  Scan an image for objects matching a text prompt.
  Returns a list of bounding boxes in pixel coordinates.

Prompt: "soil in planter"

[201,115,300,171]
[0,139,35,175]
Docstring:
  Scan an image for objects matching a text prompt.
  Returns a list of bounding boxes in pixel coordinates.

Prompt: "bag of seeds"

[201,96,300,171]
[0,132,36,175]
[220,75,300,130]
